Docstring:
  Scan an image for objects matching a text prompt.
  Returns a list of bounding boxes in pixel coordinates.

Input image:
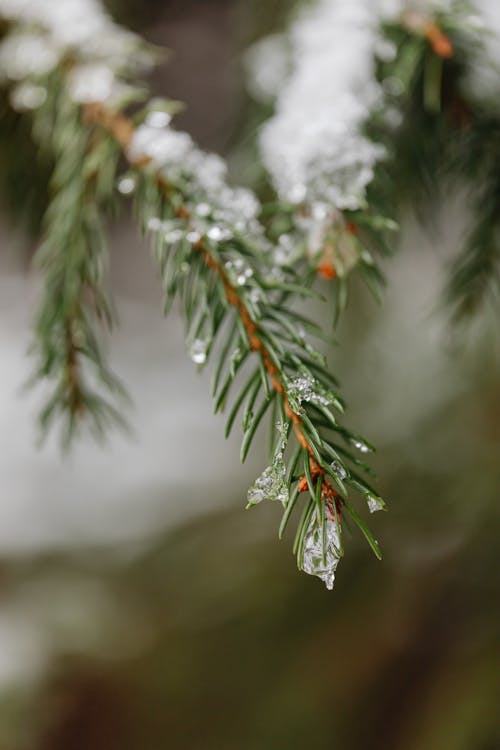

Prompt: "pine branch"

[31,85,127,443]
[82,102,385,585]
[0,0,388,589]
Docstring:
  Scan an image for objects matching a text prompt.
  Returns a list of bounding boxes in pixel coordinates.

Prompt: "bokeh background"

[0,1,499,748]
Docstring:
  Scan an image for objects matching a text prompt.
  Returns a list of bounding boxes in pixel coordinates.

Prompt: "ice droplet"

[301,515,341,590]
[247,422,289,507]
[10,82,46,111]
[350,437,373,454]
[330,460,347,481]
[311,202,329,221]
[117,176,136,195]
[165,229,184,244]
[68,63,115,103]
[248,288,262,306]
[186,231,201,244]
[367,494,385,514]
[225,258,253,286]
[147,217,162,232]
[289,183,307,203]
[196,203,211,218]
[145,110,172,128]
[190,339,208,365]
[287,374,334,410]
[207,226,224,242]
[274,234,295,265]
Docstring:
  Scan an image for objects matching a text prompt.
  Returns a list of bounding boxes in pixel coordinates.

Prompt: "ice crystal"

[330,460,348,481]
[225,259,254,287]
[147,217,162,232]
[247,422,289,508]
[366,493,385,513]
[68,63,115,103]
[128,124,193,168]
[350,437,373,454]
[196,203,211,218]
[145,110,172,129]
[164,229,184,244]
[10,82,46,111]
[207,226,225,242]
[117,175,136,195]
[301,514,341,590]
[287,374,335,411]
[189,338,208,365]
[186,231,201,244]
[274,234,296,266]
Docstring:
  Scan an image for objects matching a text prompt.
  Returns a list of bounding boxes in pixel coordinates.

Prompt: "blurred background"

[0,1,499,748]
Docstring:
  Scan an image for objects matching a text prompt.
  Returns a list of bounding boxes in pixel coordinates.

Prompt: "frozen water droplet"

[190,339,208,365]
[288,375,314,405]
[247,422,289,507]
[287,374,334,410]
[10,83,46,111]
[275,234,295,265]
[247,466,273,506]
[68,64,115,103]
[117,176,136,195]
[225,258,253,286]
[207,226,224,241]
[147,217,162,232]
[289,183,306,203]
[330,460,347,481]
[248,288,262,305]
[301,515,341,590]
[311,202,330,221]
[186,231,201,244]
[366,494,385,514]
[350,437,373,454]
[145,110,172,128]
[128,125,192,167]
[196,203,211,218]
[165,229,184,244]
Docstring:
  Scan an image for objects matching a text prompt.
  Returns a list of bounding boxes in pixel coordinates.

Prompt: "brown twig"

[402,11,454,59]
